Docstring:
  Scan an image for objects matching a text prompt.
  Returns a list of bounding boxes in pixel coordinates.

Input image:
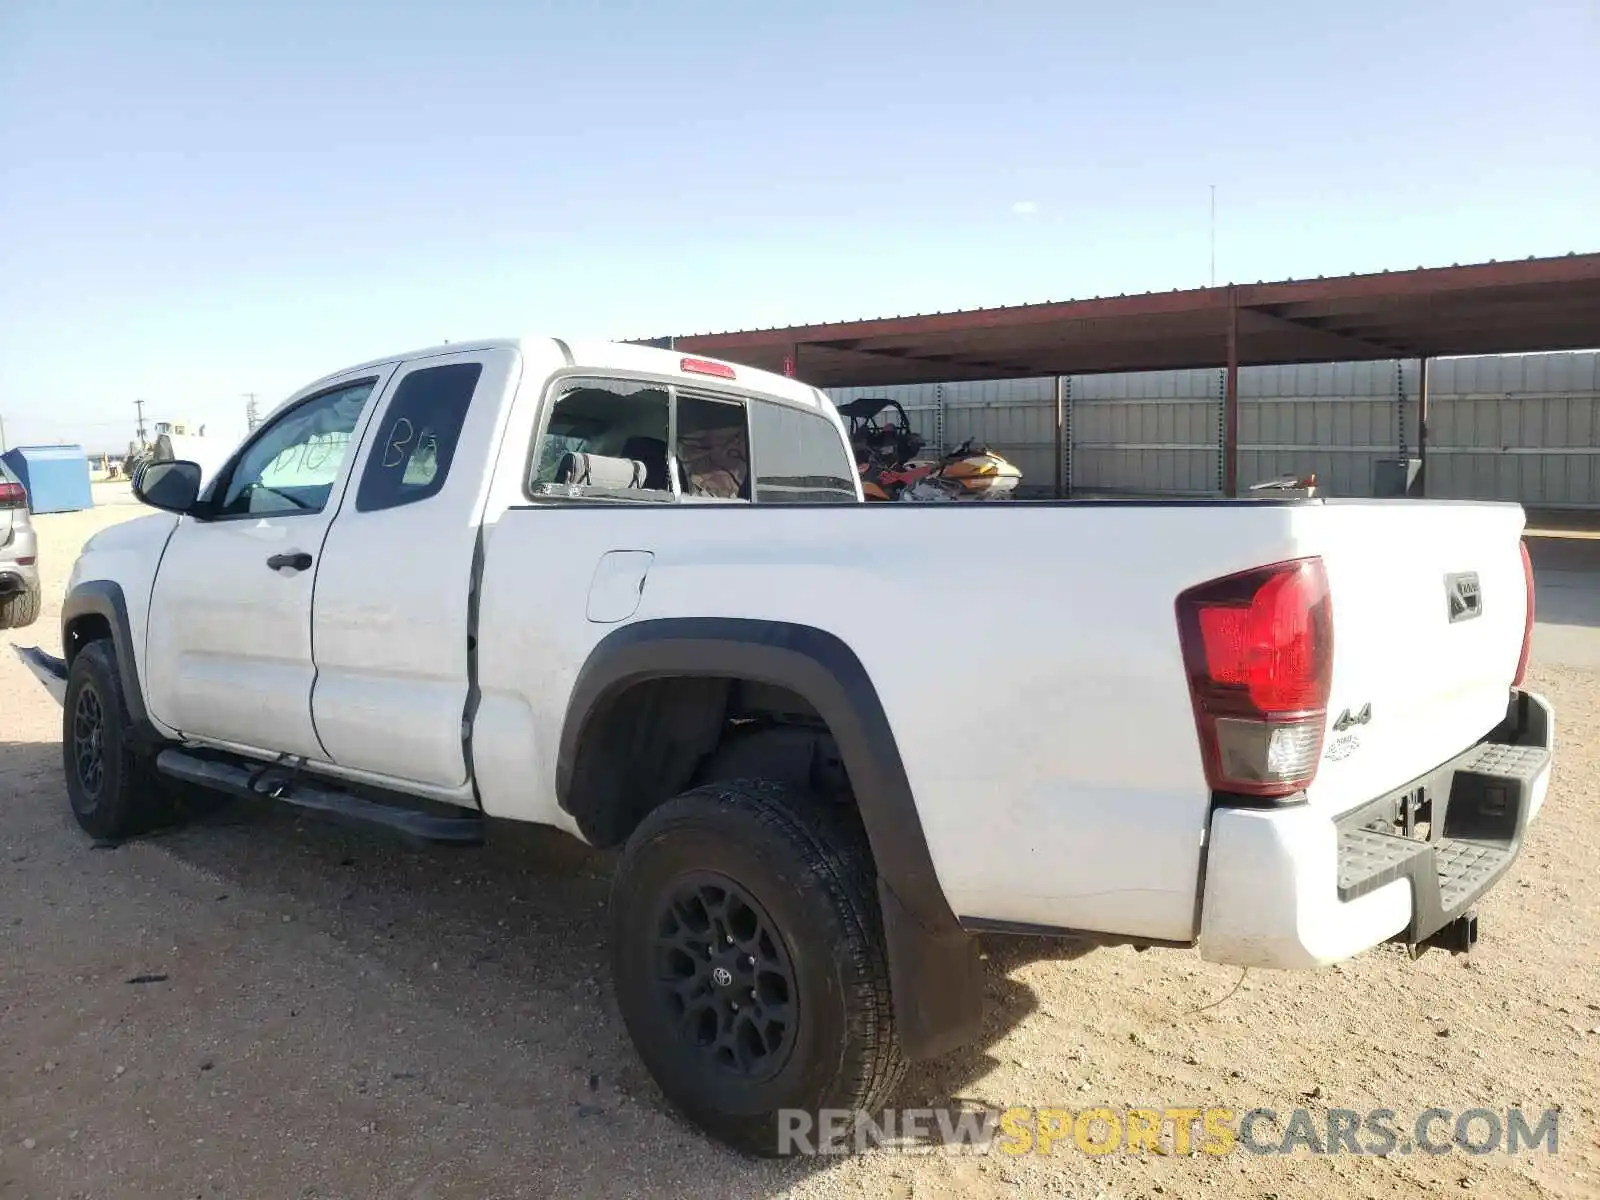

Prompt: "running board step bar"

[155,749,484,847]
[1338,828,1516,909]
[1335,726,1549,948]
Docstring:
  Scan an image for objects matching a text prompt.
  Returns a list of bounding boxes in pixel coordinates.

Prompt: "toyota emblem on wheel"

[711,966,733,987]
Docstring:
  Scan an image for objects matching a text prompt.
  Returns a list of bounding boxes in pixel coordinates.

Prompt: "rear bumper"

[1197,690,1553,969]
[0,564,40,596]
[1,525,40,594]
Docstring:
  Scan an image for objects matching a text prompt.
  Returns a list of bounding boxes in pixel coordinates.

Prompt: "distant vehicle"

[0,459,40,629]
[839,395,1022,500]
[37,336,1554,1156]
[125,419,203,482]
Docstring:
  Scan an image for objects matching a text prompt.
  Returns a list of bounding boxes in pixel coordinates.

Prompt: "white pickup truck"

[42,336,1552,1155]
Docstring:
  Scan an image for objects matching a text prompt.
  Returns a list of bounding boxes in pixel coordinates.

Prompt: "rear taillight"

[1513,539,1535,688]
[0,481,25,509]
[1177,557,1333,799]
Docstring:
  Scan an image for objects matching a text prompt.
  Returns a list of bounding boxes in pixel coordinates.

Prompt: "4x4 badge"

[1333,703,1372,732]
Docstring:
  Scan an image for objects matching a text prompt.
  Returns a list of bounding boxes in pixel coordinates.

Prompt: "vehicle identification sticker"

[1325,733,1361,762]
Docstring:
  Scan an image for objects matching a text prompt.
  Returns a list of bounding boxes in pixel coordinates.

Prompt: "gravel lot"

[3,497,1597,1199]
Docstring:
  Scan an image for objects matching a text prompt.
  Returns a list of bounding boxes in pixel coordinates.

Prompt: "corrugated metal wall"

[826,350,1600,506]
[1072,368,1221,495]
[1427,352,1600,508]
[941,377,1060,487]
[1237,360,1412,497]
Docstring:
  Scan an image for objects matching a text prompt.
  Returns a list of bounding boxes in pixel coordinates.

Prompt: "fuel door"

[586,550,653,623]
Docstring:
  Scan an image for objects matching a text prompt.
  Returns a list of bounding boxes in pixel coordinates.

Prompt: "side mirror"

[134,460,203,514]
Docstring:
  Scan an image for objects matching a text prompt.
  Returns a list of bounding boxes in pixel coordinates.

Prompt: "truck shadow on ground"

[3,741,1109,1190]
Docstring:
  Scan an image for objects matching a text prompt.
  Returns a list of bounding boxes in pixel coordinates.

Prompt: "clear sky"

[1,0,1595,452]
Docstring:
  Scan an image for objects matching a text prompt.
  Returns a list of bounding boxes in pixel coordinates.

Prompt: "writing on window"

[215,381,374,517]
[355,362,482,512]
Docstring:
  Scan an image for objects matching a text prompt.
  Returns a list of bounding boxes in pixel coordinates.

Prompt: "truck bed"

[470,495,1533,943]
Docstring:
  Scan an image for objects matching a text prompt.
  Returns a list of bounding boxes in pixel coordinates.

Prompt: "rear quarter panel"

[1297,499,1529,812]
[2,513,38,575]
[474,500,1316,942]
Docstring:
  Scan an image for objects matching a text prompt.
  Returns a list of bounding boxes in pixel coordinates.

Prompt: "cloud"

[1011,200,1038,215]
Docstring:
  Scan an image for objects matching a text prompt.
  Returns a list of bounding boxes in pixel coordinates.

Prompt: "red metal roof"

[660,252,1600,387]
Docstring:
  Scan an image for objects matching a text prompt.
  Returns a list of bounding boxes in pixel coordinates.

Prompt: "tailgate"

[1307,501,1530,813]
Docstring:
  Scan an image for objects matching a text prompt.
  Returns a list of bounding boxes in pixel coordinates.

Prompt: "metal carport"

[653,252,1600,499]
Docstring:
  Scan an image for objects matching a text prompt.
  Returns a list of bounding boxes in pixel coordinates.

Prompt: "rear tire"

[610,779,906,1157]
[0,584,40,629]
[62,640,173,840]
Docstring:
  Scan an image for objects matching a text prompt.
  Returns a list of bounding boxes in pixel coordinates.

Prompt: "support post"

[1053,375,1065,498]
[1396,360,1407,457]
[1416,355,1430,497]
[1223,286,1239,497]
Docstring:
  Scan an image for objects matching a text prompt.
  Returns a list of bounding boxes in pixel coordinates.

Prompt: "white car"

[0,459,41,629]
[43,337,1552,1155]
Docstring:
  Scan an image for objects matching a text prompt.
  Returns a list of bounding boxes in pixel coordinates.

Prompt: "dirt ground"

[3,498,1598,1200]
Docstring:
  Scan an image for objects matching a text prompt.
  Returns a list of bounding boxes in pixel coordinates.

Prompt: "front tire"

[62,640,171,840]
[610,780,906,1156]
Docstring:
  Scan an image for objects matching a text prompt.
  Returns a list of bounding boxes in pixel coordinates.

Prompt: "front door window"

[213,381,374,517]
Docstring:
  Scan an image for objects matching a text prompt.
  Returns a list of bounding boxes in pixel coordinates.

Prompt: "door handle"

[266,552,314,572]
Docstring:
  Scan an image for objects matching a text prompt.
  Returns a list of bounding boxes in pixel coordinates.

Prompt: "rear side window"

[750,402,858,503]
[355,362,482,513]
[531,380,673,498]
[676,394,751,500]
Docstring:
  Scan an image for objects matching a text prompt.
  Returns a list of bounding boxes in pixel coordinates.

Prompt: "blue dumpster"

[0,445,94,514]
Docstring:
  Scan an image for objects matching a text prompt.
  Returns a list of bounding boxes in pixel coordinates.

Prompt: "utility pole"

[1209,184,1216,287]
[244,392,261,432]
[0,413,7,453]
[134,399,148,444]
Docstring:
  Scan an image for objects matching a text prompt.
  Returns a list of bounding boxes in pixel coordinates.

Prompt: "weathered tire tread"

[702,778,908,1114]
[614,778,907,1154]
[63,640,174,840]
[0,585,41,630]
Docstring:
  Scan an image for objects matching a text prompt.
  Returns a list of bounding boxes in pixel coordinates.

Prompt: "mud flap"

[879,878,986,1060]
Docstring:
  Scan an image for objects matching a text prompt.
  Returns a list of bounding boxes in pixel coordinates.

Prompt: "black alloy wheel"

[653,871,798,1082]
[71,679,107,804]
